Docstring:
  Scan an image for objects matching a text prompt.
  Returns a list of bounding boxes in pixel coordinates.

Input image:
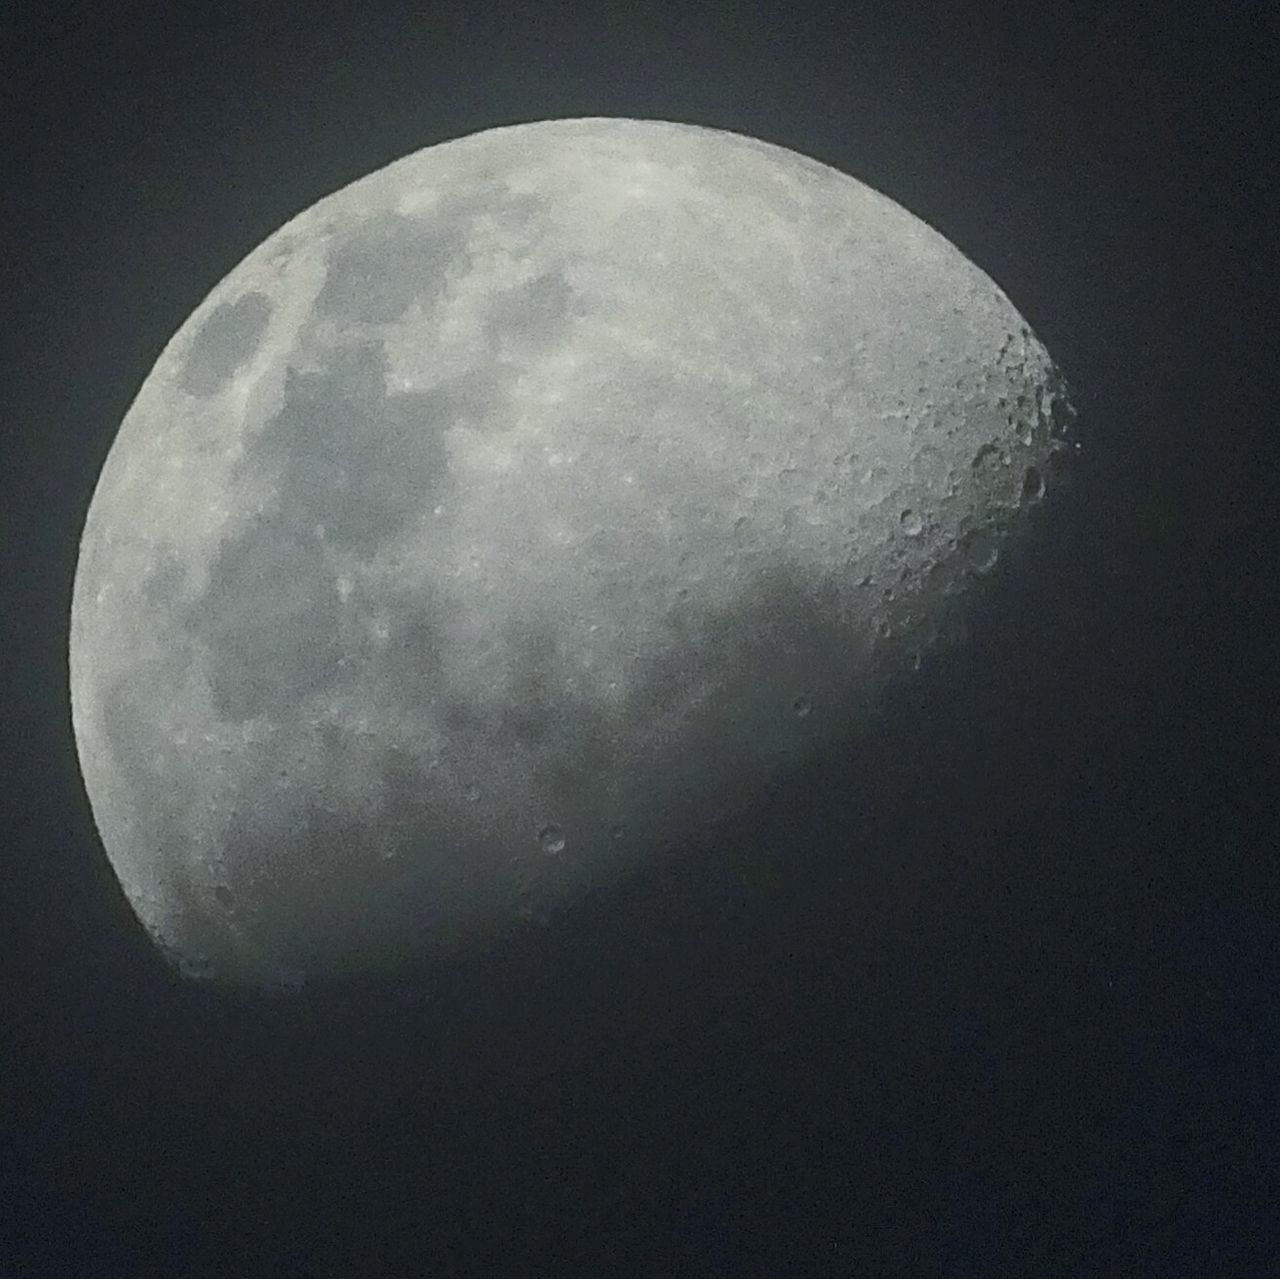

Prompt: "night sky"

[3,3,1276,1275]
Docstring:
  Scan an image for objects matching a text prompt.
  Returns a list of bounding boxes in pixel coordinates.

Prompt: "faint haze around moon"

[69,117,1075,992]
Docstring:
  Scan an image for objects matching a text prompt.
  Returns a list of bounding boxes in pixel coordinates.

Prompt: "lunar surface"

[69,117,1075,990]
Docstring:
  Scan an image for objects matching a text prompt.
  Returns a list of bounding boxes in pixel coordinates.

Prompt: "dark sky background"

[2,2,1276,1275]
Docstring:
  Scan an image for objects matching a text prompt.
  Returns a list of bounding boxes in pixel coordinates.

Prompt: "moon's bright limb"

[69,118,1075,990]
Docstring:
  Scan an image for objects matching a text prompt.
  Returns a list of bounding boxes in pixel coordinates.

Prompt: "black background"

[2,2,1276,1275]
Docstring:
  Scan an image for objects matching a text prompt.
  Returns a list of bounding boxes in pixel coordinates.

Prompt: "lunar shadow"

[171,559,889,1006]
[179,464,1082,1013]
[170,371,1082,1007]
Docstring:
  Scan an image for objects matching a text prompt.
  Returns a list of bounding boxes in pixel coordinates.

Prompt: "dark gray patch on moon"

[314,208,472,324]
[179,292,273,396]
[140,548,186,606]
[183,333,482,722]
[248,341,457,558]
[185,518,344,723]
[483,269,581,358]
[417,365,514,434]
[365,603,444,708]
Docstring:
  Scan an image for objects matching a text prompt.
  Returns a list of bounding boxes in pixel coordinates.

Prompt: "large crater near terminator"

[69,117,1075,991]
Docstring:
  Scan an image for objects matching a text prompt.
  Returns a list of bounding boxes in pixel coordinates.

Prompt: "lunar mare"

[69,118,1075,990]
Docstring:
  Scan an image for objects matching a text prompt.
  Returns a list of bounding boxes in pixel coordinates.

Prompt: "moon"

[69,117,1075,991]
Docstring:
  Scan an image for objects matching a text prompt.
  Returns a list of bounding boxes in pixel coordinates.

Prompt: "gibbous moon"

[70,117,1074,990]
